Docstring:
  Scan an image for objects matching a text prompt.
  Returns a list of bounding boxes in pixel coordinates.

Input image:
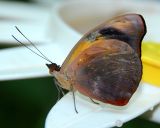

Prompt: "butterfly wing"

[61,14,146,105]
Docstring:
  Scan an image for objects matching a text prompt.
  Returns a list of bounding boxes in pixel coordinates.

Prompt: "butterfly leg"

[70,85,78,114]
[89,98,99,105]
[53,78,65,102]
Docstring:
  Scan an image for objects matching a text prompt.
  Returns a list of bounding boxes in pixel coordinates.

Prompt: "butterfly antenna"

[12,35,52,63]
[14,26,53,64]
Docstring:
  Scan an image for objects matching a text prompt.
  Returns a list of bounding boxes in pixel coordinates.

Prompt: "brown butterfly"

[13,14,146,113]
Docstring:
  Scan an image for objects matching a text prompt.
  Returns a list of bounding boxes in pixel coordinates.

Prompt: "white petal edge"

[45,83,160,128]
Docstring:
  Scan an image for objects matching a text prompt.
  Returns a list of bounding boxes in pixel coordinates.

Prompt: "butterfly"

[13,14,146,113]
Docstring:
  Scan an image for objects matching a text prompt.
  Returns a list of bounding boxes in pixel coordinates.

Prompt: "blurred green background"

[0,0,160,128]
[0,77,57,128]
